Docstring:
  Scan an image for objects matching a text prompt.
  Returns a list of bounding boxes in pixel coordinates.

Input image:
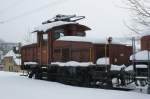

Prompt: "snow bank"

[0,71,149,99]
[130,50,150,60]
[96,57,110,65]
[51,61,93,67]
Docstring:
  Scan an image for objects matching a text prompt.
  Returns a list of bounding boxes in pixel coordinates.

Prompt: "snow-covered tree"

[124,0,150,34]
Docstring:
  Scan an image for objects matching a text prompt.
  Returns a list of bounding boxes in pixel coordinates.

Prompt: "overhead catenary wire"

[1,0,69,23]
[0,0,26,14]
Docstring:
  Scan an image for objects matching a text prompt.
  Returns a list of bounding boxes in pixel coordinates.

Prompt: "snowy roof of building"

[130,50,150,60]
[4,50,21,65]
[34,21,78,32]
[57,36,122,44]
[4,50,16,58]
[96,57,110,65]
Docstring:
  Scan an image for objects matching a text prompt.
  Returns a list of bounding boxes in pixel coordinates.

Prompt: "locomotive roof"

[34,21,90,32]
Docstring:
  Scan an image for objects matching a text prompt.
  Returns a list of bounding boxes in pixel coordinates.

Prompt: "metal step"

[41,72,48,80]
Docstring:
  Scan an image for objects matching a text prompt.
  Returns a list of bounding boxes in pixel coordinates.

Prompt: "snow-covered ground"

[0,71,149,99]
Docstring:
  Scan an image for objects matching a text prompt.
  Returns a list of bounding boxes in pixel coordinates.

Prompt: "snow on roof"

[34,21,77,32]
[130,50,150,60]
[57,36,90,42]
[57,36,122,44]
[4,50,21,65]
[96,57,110,65]
[110,64,126,71]
[4,50,16,58]
[51,61,93,67]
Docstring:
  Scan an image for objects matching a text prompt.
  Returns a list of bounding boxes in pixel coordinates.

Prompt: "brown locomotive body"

[20,15,134,88]
[21,40,132,66]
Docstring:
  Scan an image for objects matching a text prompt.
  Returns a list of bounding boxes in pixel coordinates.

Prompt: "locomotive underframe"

[23,64,134,89]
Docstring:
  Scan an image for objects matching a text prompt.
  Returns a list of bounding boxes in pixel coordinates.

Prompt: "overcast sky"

[0,0,131,43]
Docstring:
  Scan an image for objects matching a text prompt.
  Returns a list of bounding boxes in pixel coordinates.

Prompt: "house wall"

[3,57,20,72]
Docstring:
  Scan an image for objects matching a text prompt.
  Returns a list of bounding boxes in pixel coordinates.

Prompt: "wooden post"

[132,37,136,82]
[89,48,92,62]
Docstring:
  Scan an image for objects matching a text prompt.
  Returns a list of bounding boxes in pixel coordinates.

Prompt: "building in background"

[0,40,21,66]
[0,50,3,64]
[2,50,21,72]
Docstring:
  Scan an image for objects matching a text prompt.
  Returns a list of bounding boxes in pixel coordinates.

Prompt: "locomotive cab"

[21,15,91,67]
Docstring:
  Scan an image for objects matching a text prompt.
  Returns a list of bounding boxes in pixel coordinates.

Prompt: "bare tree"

[23,31,32,44]
[123,0,150,33]
[23,26,33,44]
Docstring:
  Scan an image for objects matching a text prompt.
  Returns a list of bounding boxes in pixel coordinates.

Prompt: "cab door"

[38,33,49,65]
